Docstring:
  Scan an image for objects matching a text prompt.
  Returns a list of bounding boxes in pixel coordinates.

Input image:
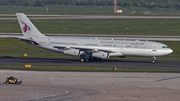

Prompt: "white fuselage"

[32,37,173,57]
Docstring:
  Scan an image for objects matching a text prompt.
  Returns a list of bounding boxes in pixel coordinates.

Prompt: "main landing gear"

[80,57,102,62]
[81,58,90,62]
[152,56,156,64]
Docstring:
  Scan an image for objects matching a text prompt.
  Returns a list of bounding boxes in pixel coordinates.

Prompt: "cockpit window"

[162,46,169,48]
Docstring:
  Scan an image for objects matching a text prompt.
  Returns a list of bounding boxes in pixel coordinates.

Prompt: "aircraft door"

[152,44,157,50]
[119,43,124,50]
[152,44,157,52]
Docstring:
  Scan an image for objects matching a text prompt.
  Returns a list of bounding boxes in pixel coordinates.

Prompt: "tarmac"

[0,70,180,101]
[1,57,180,70]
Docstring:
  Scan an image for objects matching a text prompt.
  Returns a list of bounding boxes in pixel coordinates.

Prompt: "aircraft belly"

[150,50,172,56]
[121,49,172,57]
[109,53,123,56]
[121,48,151,56]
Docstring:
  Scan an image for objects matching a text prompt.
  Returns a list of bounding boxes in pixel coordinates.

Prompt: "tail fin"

[16,13,46,38]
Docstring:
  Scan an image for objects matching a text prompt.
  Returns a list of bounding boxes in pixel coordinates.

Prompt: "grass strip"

[0,65,180,73]
[1,19,180,36]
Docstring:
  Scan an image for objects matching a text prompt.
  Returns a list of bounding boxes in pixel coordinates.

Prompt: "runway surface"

[1,57,180,70]
[0,70,180,101]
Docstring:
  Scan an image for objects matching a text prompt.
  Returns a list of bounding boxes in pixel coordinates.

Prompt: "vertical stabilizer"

[16,13,46,38]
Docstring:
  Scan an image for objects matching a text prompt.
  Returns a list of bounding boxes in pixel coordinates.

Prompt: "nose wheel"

[152,57,156,64]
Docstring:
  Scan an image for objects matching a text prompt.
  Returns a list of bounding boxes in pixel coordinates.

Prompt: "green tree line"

[0,0,180,8]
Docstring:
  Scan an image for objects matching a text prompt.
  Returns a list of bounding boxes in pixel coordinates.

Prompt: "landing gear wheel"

[80,58,91,62]
[152,57,156,64]
[86,58,92,62]
[86,58,90,62]
[81,59,85,62]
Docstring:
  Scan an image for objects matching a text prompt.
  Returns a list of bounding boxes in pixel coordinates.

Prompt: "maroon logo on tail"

[20,21,31,32]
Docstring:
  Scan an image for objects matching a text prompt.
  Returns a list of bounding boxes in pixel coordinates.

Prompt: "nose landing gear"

[152,57,156,64]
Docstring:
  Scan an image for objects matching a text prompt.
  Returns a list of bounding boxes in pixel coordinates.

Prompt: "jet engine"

[63,49,80,56]
[92,51,109,59]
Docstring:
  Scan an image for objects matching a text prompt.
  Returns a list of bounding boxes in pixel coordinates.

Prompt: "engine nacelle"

[63,49,80,56]
[92,51,109,59]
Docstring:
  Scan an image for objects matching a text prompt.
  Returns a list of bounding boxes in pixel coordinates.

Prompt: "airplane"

[3,13,174,63]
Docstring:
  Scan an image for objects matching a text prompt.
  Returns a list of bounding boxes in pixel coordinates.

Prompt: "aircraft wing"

[54,45,117,53]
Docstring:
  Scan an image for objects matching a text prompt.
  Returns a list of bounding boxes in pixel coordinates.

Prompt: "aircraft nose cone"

[169,49,173,54]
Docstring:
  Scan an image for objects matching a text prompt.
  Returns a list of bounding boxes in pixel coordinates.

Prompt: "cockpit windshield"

[162,46,169,48]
